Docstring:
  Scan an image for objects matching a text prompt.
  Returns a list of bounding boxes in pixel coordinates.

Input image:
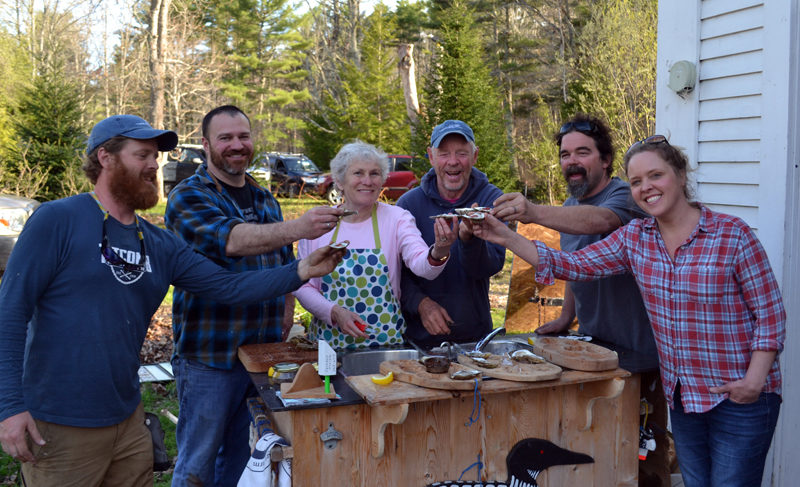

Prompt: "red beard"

[108,156,159,210]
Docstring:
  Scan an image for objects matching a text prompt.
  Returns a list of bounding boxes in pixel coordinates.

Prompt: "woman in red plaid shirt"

[475,137,785,487]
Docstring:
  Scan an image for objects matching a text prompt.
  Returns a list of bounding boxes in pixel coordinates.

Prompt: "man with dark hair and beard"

[492,113,670,486]
[164,105,345,486]
[0,115,345,486]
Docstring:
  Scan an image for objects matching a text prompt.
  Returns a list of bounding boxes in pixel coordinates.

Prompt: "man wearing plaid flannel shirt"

[165,105,346,486]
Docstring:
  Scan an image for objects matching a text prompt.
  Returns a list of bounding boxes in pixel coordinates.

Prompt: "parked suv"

[162,144,205,194]
[383,155,421,200]
[0,193,40,276]
[269,153,332,198]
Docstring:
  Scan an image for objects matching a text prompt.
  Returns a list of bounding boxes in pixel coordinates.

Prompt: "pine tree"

[416,0,517,191]
[12,67,85,201]
[304,4,411,166]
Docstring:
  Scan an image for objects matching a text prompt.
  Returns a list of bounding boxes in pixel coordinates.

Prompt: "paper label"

[318,340,337,376]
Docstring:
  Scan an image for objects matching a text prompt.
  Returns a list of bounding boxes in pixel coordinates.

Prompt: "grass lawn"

[0,196,512,485]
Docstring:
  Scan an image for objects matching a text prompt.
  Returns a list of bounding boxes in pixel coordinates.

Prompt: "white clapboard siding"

[701,0,763,19]
[697,181,759,205]
[696,139,760,161]
[698,117,761,141]
[697,94,761,120]
[698,72,761,100]
[693,2,765,226]
[699,27,762,59]
[700,4,764,39]
[695,161,759,183]
[699,51,762,80]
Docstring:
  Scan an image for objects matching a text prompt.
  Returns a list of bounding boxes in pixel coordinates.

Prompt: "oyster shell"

[455,206,492,215]
[461,212,485,221]
[429,213,458,220]
[288,335,318,350]
[450,369,481,380]
[465,351,492,359]
[468,356,499,368]
[510,349,545,364]
[329,240,350,250]
[420,355,450,374]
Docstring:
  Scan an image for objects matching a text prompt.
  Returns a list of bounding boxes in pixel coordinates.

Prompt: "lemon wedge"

[268,366,275,377]
[371,371,394,385]
[527,336,535,345]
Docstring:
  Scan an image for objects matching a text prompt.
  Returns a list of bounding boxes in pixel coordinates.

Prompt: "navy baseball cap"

[430,120,475,148]
[86,115,178,155]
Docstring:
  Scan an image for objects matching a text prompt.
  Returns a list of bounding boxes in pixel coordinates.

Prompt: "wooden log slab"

[529,336,619,371]
[379,360,481,391]
[238,342,318,373]
[457,354,562,382]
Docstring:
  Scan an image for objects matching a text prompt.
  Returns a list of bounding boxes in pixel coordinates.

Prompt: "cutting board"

[529,336,618,371]
[379,360,481,391]
[238,342,318,373]
[457,354,562,382]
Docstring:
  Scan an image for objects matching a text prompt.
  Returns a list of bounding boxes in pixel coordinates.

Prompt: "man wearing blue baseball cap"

[397,120,506,347]
[0,115,345,486]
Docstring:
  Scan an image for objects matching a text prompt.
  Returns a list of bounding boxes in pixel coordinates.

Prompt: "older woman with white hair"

[294,141,457,349]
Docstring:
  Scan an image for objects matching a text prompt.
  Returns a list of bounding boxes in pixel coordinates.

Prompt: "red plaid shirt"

[535,205,785,413]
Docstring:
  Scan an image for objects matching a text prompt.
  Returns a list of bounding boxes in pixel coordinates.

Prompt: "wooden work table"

[251,339,654,486]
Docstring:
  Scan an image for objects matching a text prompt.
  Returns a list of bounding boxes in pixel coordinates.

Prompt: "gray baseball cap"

[430,120,475,148]
[86,115,178,154]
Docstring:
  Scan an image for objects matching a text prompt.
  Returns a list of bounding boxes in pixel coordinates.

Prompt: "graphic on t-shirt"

[101,246,150,284]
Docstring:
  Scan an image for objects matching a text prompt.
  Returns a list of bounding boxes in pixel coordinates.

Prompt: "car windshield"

[284,157,319,172]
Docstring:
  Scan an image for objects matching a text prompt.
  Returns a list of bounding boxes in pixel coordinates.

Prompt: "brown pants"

[639,371,672,487]
[22,402,152,487]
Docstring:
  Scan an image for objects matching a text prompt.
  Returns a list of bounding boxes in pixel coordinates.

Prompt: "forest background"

[0,0,656,203]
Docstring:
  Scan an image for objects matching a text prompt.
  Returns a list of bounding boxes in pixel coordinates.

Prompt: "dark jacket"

[397,167,506,347]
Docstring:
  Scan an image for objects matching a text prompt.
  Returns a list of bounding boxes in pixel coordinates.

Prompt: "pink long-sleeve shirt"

[294,202,445,325]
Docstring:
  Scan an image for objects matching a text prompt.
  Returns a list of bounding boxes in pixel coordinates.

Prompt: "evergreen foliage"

[11,68,85,201]
[567,0,657,173]
[303,4,411,167]
[415,0,517,192]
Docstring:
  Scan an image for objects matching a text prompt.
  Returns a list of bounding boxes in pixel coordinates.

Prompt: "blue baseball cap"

[86,115,178,155]
[430,120,475,148]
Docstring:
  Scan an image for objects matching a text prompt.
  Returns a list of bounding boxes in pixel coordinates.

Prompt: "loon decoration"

[427,438,594,487]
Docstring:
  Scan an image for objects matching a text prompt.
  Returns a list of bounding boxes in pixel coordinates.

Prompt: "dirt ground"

[140,304,174,364]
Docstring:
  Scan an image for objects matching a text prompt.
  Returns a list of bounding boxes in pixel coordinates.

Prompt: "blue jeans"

[171,356,257,487]
[670,385,781,487]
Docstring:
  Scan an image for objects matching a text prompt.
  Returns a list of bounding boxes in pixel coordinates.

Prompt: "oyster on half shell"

[450,369,481,380]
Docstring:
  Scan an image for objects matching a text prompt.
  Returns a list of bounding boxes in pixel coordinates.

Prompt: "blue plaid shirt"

[165,165,295,369]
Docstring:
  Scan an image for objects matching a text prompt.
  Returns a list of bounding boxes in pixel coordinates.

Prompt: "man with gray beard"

[165,105,346,486]
[493,114,670,486]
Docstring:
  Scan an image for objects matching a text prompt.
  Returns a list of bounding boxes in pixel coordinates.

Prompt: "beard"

[108,156,159,210]
[208,144,251,177]
[564,165,590,199]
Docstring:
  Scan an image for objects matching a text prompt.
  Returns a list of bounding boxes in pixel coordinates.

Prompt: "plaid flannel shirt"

[535,205,785,413]
[165,165,294,369]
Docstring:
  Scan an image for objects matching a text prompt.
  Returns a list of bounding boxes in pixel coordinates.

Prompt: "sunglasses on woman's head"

[626,135,669,155]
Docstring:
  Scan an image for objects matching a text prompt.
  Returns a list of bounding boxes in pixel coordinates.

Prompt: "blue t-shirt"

[0,193,302,427]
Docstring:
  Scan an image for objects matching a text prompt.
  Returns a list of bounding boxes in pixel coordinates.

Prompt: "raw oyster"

[465,351,492,359]
[288,335,318,350]
[468,356,499,368]
[329,240,350,250]
[450,369,481,380]
[510,349,545,364]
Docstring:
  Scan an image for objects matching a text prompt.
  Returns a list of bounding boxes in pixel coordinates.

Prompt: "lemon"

[371,371,394,385]
[527,336,535,345]
[268,366,275,377]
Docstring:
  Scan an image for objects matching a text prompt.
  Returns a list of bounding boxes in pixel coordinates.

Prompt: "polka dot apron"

[309,205,405,350]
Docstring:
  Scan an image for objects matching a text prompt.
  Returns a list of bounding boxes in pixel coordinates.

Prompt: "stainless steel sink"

[459,339,533,356]
[338,349,419,377]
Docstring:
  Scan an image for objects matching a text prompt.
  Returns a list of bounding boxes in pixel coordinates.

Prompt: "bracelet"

[428,244,449,264]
